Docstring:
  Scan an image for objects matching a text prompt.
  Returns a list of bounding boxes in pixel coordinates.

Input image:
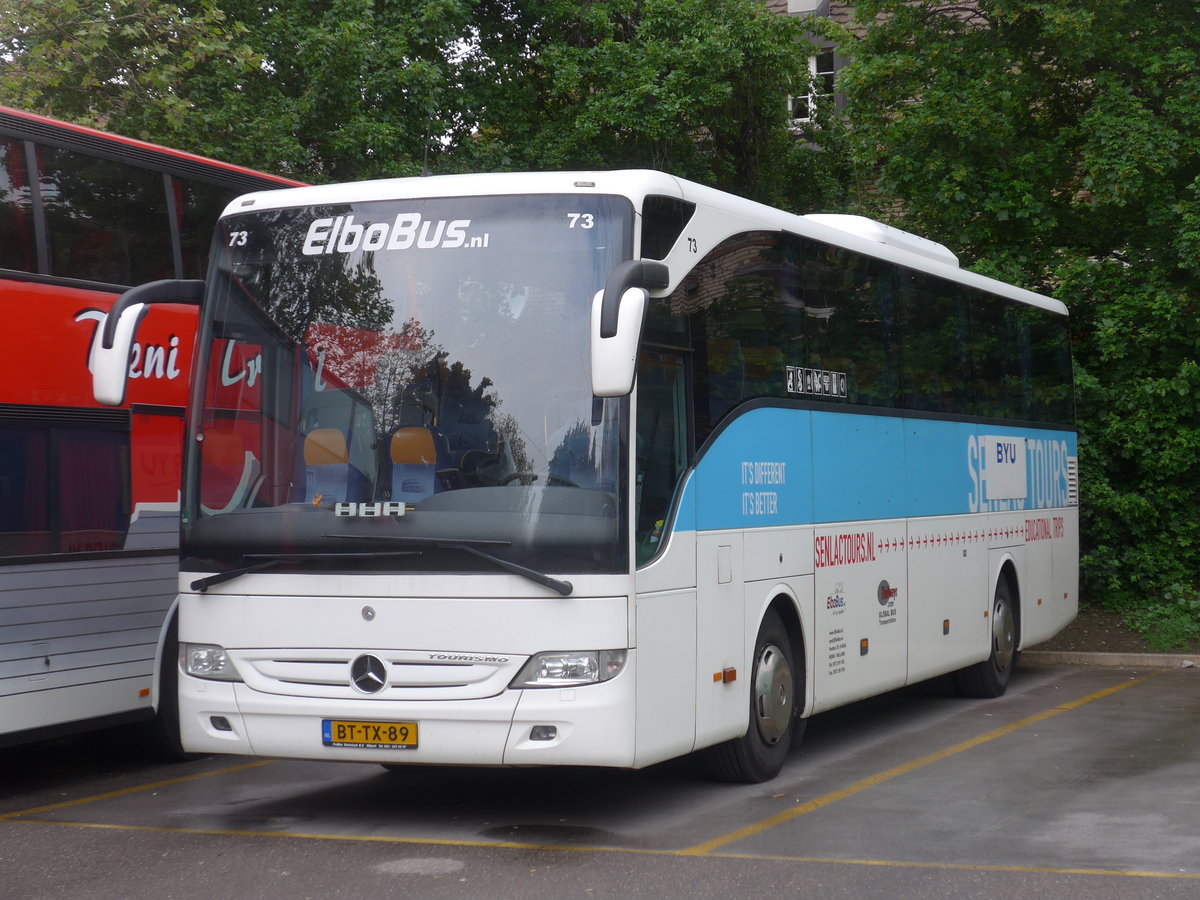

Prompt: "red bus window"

[37,143,173,286]
[177,177,239,279]
[0,139,35,273]
[0,428,52,555]
[0,424,130,557]
[57,429,128,552]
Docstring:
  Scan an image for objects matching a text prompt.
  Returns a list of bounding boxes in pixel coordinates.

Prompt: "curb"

[1023,650,1198,669]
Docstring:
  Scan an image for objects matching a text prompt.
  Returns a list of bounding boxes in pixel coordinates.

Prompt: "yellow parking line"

[681,672,1163,856]
[7,817,667,855]
[2,672,1185,885]
[707,851,1200,880]
[10,814,1199,881]
[0,759,273,821]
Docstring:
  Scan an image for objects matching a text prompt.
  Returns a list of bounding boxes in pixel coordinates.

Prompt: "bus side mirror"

[591,286,647,397]
[92,279,205,406]
[92,302,148,406]
[590,260,668,398]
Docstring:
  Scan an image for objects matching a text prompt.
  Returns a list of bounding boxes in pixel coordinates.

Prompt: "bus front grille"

[228,649,523,701]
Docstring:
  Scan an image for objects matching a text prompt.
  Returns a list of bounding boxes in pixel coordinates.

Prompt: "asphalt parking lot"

[2,659,1197,899]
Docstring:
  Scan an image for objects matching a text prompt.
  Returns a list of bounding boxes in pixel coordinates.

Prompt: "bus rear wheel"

[704,609,800,783]
[957,576,1018,698]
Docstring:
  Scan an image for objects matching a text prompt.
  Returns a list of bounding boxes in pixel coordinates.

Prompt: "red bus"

[0,106,301,749]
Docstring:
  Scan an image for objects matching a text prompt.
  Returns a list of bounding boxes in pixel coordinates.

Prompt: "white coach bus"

[93,171,1077,782]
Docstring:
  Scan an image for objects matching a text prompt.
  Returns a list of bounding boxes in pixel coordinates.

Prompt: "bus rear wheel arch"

[704,602,806,783]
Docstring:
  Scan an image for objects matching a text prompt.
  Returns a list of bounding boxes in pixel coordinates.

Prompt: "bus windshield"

[183,194,633,578]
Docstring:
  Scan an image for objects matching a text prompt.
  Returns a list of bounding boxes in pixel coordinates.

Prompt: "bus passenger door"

[635,349,690,563]
[632,348,702,763]
[637,347,746,747]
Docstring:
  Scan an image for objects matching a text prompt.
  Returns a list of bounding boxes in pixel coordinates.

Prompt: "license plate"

[322,719,418,749]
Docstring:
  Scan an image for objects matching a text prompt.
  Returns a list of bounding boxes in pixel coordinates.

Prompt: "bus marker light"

[722,668,737,684]
[530,725,557,741]
[860,639,869,656]
[140,688,150,698]
[943,620,950,635]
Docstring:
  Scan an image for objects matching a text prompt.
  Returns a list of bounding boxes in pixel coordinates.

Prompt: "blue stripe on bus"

[674,407,1076,533]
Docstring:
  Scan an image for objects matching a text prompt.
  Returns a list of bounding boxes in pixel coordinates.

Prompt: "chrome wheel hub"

[753,642,792,745]
[992,596,1016,671]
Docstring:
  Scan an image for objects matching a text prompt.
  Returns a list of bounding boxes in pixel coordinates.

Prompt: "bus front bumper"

[178,666,638,768]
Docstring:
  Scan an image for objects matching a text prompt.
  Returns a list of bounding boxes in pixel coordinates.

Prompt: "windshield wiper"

[190,550,421,593]
[323,534,574,597]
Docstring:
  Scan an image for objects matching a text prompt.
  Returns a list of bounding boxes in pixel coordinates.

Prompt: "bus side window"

[802,240,898,408]
[0,139,35,273]
[635,349,689,564]
[706,337,744,424]
[0,420,130,556]
[896,270,969,414]
[644,230,796,439]
[36,143,174,286]
[175,177,242,279]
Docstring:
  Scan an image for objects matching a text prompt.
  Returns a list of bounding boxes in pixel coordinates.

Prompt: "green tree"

[0,0,258,135]
[182,0,474,180]
[459,0,850,208]
[1,0,850,208]
[840,0,1200,647]
[0,0,473,181]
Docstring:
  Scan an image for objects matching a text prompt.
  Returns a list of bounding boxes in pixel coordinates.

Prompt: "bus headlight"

[183,643,243,681]
[510,650,627,688]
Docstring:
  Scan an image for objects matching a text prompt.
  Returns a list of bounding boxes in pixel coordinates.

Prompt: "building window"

[790,50,837,123]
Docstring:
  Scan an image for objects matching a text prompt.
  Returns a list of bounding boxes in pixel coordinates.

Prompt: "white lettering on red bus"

[130,335,182,380]
[76,309,183,382]
[220,339,262,387]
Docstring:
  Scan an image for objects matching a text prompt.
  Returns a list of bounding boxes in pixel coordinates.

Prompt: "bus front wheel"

[704,609,800,783]
[142,612,196,761]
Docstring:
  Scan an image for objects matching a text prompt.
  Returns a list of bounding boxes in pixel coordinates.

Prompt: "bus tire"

[956,575,1019,699]
[147,613,195,761]
[704,609,799,783]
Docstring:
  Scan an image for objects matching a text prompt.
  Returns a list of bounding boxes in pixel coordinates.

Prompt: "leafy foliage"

[0,0,851,207]
[457,0,850,207]
[0,0,258,134]
[842,0,1200,647]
